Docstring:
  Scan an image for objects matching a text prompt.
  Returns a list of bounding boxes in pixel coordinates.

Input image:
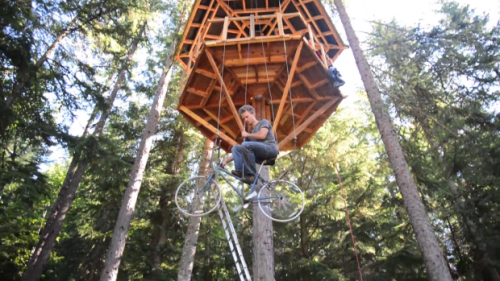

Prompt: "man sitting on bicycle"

[221,105,279,199]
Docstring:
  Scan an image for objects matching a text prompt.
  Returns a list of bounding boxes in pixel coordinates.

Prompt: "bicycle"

[175,146,305,223]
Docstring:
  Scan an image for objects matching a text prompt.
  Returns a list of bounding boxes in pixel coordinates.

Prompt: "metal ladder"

[217,197,252,281]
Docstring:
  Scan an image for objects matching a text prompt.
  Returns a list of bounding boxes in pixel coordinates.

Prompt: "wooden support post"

[277,13,284,36]
[222,16,229,41]
[205,49,244,132]
[250,14,255,38]
[278,97,340,149]
[273,41,303,133]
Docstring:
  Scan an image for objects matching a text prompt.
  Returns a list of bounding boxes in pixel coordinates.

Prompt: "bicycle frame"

[203,163,273,202]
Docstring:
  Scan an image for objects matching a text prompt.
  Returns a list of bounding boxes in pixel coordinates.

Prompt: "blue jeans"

[232,141,279,176]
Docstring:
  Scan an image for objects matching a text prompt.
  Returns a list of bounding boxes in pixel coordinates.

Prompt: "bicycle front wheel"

[258,180,305,222]
[175,176,221,217]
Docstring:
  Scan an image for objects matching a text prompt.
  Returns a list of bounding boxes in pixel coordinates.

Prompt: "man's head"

[238,105,257,124]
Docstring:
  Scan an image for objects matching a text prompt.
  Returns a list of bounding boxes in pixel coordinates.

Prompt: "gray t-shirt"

[247,119,278,149]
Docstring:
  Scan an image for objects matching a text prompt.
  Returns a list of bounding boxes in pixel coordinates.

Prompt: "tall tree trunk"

[177,139,214,281]
[22,22,146,281]
[252,165,274,281]
[149,129,186,275]
[99,29,177,281]
[333,1,452,280]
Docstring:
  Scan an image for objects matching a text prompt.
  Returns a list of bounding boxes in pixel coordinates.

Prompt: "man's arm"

[242,127,268,140]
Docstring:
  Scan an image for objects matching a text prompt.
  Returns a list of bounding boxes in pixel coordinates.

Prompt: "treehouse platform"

[175,0,348,152]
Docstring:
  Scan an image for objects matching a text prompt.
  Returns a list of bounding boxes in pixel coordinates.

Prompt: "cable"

[332,148,363,281]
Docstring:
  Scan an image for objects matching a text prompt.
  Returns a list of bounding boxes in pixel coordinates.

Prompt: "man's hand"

[241,130,250,138]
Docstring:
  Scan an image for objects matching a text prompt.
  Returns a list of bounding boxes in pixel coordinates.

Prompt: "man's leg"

[231,145,244,172]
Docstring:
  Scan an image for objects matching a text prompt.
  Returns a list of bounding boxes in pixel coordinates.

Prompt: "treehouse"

[175,0,348,152]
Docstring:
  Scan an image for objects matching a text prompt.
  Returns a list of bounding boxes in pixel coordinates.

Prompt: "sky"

[331,0,499,106]
[44,0,499,169]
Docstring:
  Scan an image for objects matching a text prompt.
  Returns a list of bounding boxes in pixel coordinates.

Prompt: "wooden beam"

[250,14,255,38]
[311,78,328,89]
[195,68,216,79]
[237,43,242,59]
[216,0,248,38]
[201,79,217,106]
[203,109,237,138]
[179,106,238,146]
[205,49,244,132]
[187,87,208,97]
[278,97,339,149]
[222,16,229,41]
[223,56,286,67]
[205,34,302,46]
[270,97,314,104]
[273,41,303,133]
[298,61,317,72]
[277,13,284,35]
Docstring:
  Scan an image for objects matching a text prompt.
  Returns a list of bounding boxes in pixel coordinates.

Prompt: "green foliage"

[1,0,499,280]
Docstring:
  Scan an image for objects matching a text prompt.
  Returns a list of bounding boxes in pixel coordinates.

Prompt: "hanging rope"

[277,0,298,151]
[331,148,363,281]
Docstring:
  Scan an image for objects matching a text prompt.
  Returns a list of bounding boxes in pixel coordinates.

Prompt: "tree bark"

[252,164,274,281]
[333,1,452,280]
[22,22,146,281]
[99,28,177,281]
[177,139,214,281]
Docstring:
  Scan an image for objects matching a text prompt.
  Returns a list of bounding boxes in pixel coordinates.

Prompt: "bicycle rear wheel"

[175,175,221,217]
[258,180,305,222]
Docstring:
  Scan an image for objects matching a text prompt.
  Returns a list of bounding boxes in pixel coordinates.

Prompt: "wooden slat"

[205,49,244,132]
[203,109,237,138]
[273,41,303,133]
[179,106,238,146]
[278,97,339,149]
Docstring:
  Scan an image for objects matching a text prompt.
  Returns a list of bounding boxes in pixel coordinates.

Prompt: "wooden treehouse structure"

[175,0,348,152]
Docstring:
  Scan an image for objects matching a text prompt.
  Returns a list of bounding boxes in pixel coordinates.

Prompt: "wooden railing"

[179,11,331,89]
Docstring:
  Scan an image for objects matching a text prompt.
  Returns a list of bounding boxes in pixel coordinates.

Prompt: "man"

[221,105,279,199]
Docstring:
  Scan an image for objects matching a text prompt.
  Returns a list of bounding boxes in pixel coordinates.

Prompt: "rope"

[277,0,297,148]
[331,148,363,281]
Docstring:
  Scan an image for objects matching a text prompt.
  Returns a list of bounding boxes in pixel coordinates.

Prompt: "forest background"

[0,0,499,280]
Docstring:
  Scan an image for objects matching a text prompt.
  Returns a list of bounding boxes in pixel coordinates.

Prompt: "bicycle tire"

[257,180,305,222]
[175,175,221,217]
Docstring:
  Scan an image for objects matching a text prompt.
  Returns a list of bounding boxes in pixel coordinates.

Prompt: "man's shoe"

[242,175,256,184]
[245,190,258,200]
[231,170,242,178]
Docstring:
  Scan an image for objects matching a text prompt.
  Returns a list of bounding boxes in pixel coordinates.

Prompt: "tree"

[332,1,453,280]
[177,139,214,281]
[366,2,500,279]
[99,14,181,280]
[23,20,147,281]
